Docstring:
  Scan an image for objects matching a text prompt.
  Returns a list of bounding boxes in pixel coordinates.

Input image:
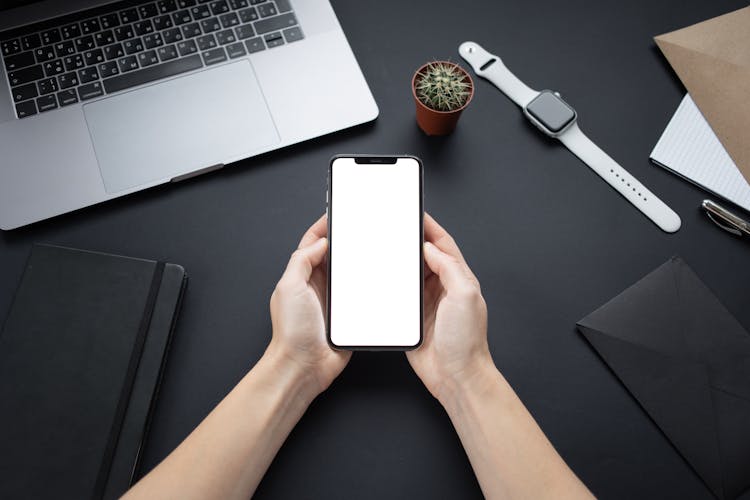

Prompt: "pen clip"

[705,210,743,236]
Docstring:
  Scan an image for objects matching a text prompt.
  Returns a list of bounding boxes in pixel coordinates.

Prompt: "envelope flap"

[577,259,687,357]
[654,6,750,67]
[672,258,750,400]
[654,6,750,185]
[579,325,724,498]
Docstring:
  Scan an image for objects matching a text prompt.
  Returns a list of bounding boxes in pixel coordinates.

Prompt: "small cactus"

[415,62,472,112]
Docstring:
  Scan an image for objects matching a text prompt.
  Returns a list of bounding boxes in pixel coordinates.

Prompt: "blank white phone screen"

[329,157,422,347]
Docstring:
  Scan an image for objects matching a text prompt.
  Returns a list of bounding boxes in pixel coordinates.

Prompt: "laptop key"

[104,43,125,60]
[98,60,119,77]
[57,72,79,89]
[103,53,202,93]
[43,60,65,77]
[78,81,103,100]
[57,89,79,106]
[158,44,178,61]
[201,47,226,65]
[191,4,211,19]
[158,0,178,13]
[219,12,239,28]
[250,0,267,4]
[225,41,246,58]
[215,29,236,45]
[55,41,75,57]
[254,12,296,35]
[100,13,120,29]
[210,0,229,15]
[63,54,85,71]
[143,33,164,49]
[37,78,58,95]
[172,9,192,25]
[123,38,145,55]
[282,26,303,43]
[5,51,36,71]
[114,25,135,41]
[119,8,139,24]
[154,14,173,30]
[8,64,44,86]
[117,55,140,73]
[34,46,56,63]
[76,35,96,51]
[36,94,57,112]
[196,34,217,50]
[229,0,249,8]
[61,23,81,40]
[41,29,61,45]
[95,30,115,47]
[264,32,284,48]
[138,50,159,67]
[178,0,197,6]
[275,0,292,13]
[244,37,264,53]
[15,99,37,118]
[257,3,277,17]
[84,48,105,66]
[139,3,159,18]
[163,28,183,44]
[21,34,41,51]
[11,82,37,102]
[200,18,221,33]
[235,24,254,39]
[238,7,258,23]
[182,22,202,38]
[176,39,198,55]
[79,66,99,83]
[2,39,21,56]
[134,20,155,36]
[80,19,101,35]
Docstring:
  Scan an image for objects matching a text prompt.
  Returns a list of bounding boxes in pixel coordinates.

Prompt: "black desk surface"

[1,0,749,498]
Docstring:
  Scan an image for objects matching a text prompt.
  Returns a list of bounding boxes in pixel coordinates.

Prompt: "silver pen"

[701,199,750,237]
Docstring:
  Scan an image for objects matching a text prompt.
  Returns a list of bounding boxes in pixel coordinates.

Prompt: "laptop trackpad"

[84,60,280,193]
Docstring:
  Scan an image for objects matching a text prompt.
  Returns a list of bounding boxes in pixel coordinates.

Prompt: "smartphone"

[326,155,423,350]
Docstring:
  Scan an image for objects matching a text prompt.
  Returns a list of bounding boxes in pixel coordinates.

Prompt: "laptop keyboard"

[1,0,304,119]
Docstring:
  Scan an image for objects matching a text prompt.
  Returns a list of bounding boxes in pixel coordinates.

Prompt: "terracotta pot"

[412,61,474,136]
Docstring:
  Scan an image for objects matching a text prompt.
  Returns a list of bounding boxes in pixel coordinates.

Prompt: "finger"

[284,237,328,282]
[423,213,466,263]
[298,214,328,248]
[423,241,475,294]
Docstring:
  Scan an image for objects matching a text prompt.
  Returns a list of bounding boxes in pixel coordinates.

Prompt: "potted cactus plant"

[412,61,474,136]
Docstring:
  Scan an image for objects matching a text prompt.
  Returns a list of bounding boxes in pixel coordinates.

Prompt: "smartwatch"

[459,41,681,233]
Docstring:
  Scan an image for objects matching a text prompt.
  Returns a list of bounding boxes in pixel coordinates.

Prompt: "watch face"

[525,91,576,134]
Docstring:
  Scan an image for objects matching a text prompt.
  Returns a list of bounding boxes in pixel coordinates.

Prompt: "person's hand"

[406,214,492,402]
[266,215,351,396]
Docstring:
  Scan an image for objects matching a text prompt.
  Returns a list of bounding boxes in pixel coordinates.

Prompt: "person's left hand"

[267,214,351,395]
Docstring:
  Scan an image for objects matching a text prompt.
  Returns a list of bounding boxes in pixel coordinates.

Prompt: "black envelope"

[577,257,750,499]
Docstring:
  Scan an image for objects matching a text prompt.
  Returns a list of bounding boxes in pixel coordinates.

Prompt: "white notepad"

[650,94,750,212]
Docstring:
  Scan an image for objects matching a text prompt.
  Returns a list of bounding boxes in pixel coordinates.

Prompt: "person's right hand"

[406,214,492,402]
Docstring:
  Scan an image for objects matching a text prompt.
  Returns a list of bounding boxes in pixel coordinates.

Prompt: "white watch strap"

[459,41,538,107]
[559,123,681,232]
[458,40,681,233]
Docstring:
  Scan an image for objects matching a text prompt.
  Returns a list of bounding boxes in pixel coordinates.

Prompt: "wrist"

[436,354,505,412]
[252,345,322,407]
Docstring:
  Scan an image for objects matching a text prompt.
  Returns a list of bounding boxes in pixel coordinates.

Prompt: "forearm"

[440,359,593,500]
[124,348,319,500]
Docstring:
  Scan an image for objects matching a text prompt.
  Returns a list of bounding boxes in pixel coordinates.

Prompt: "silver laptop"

[0,0,378,230]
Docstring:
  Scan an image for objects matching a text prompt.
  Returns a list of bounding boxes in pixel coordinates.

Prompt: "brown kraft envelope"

[654,6,750,185]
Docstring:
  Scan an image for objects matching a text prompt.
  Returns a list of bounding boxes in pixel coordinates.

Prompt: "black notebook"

[0,244,187,499]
